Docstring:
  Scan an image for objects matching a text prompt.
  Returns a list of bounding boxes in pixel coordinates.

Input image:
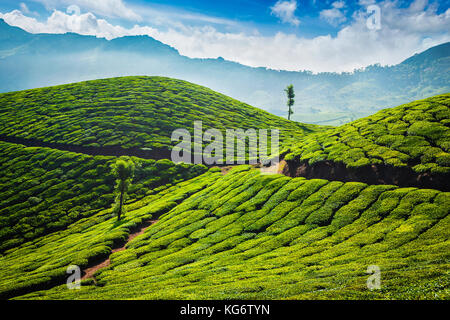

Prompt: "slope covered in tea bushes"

[282,94,450,190]
[5,166,448,300]
[0,76,322,153]
[0,79,448,301]
[0,169,219,299]
[0,141,206,252]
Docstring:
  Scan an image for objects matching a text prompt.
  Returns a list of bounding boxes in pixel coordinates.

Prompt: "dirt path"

[82,220,158,281]
[0,135,172,160]
[219,166,234,175]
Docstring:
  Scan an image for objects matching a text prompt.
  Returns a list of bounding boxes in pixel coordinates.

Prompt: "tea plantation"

[0,141,207,252]
[1,166,447,300]
[0,168,219,299]
[283,94,450,175]
[0,79,448,300]
[0,76,321,152]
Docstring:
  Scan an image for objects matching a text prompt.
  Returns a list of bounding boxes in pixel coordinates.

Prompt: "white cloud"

[0,9,155,39]
[32,0,141,21]
[358,0,376,5]
[128,4,238,29]
[20,3,31,14]
[1,0,449,73]
[320,1,347,26]
[270,0,300,26]
[20,2,39,16]
[66,5,81,16]
[333,1,346,9]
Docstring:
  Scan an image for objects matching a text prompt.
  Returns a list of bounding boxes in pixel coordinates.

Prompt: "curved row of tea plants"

[0,141,206,252]
[0,169,221,299]
[0,76,322,152]
[15,166,449,300]
[283,94,450,175]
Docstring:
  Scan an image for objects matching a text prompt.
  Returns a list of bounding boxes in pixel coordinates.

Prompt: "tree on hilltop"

[285,84,295,120]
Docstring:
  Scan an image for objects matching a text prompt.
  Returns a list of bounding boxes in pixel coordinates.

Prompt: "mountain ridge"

[402,42,450,66]
[1,18,447,74]
[0,18,449,125]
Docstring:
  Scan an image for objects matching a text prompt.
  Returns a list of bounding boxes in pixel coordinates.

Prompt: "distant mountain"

[0,19,449,125]
[402,42,450,66]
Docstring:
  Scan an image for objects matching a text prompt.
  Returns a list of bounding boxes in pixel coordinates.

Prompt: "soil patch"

[82,220,158,281]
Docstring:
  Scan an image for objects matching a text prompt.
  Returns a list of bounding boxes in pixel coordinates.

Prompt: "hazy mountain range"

[1,18,449,125]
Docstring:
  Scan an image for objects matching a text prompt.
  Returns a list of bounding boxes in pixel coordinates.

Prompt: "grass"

[0,166,446,300]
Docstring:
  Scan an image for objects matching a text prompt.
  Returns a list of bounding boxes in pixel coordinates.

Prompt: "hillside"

[0,141,206,252]
[282,94,450,191]
[0,78,448,300]
[0,76,320,154]
[1,166,448,299]
[0,19,449,125]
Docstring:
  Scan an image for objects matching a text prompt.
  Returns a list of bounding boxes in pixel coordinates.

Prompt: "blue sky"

[4,0,448,36]
[1,0,449,72]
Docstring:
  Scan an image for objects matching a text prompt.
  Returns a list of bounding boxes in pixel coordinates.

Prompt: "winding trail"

[82,220,158,281]
[0,134,172,160]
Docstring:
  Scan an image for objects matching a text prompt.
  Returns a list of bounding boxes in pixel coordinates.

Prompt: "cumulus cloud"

[32,0,141,21]
[270,0,300,26]
[1,0,449,73]
[320,1,347,26]
[0,9,152,39]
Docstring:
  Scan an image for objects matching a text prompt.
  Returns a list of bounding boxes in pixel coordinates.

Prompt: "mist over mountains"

[1,18,449,125]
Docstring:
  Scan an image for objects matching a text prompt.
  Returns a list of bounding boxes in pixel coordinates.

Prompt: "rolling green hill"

[1,166,448,300]
[0,166,218,299]
[0,79,448,300]
[1,19,449,126]
[282,94,450,190]
[0,141,206,252]
[0,76,322,152]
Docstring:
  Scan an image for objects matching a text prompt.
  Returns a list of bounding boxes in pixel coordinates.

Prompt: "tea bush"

[1,166,446,300]
[283,94,450,175]
[0,141,206,251]
[0,76,323,153]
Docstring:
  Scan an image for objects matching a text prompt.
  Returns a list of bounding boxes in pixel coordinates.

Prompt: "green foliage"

[285,84,295,120]
[0,76,324,152]
[0,142,207,251]
[0,167,447,300]
[0,81,447,301]
[111,157,135,220]
[283,94,450,174]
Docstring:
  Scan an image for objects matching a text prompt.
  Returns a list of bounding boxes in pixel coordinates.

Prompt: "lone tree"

[111,157,135,221]
[285,84,295,120]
